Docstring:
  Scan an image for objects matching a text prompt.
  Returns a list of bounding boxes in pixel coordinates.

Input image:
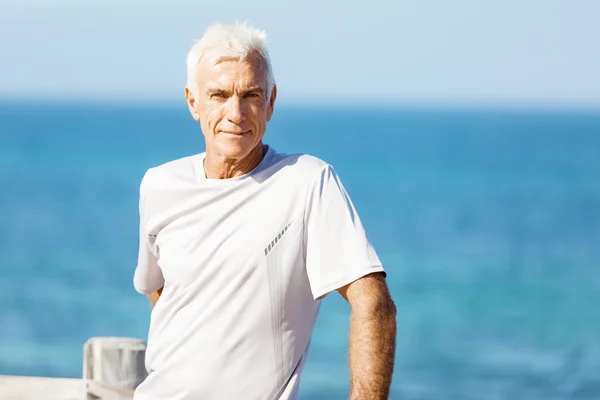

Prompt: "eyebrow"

[206,88,229,95]
[243,87,265,96]
[206,87,265,96]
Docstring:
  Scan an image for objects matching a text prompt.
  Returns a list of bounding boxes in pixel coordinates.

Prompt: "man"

[133,22,396,400]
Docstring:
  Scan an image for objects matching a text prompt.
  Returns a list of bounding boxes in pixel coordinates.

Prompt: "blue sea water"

[1,101,599,399]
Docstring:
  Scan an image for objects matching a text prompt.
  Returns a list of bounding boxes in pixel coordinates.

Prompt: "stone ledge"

[0,375,85,400]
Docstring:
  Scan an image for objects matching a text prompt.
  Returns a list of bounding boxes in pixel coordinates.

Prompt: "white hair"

[186,22,275,98]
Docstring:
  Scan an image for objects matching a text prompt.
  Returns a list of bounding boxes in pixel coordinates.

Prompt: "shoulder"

[268,149,335,183]
[140,153,201,192]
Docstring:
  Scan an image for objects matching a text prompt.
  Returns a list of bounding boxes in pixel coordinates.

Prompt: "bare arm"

[338,272,397,400]
[148,286,163,308]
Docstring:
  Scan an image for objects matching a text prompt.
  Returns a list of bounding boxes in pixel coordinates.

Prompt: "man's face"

[186,51,276,161]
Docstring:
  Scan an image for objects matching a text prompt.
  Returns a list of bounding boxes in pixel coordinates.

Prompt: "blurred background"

[1,1,599,399]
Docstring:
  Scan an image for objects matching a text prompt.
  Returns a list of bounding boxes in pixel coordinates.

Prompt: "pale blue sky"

[1,0,599,106]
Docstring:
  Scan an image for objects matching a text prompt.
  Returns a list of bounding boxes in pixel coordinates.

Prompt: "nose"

[226,96,245,124]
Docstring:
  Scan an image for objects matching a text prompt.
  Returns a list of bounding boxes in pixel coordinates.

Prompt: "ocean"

[1,101,599,399]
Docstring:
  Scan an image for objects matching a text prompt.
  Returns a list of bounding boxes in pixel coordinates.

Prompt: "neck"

[204,143,267,179]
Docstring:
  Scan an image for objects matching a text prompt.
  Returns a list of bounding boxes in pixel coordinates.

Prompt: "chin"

[215,141,255,160]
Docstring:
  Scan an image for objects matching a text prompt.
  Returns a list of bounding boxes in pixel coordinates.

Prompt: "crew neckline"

[196,145,274,185]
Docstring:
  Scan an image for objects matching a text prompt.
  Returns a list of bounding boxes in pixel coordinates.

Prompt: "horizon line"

[1,95,600,113]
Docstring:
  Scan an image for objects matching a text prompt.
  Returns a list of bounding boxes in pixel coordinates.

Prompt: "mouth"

[220,130,250,136]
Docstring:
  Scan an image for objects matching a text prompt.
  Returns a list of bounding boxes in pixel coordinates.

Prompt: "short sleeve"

[304,165,385,300]
[133,171,164,295]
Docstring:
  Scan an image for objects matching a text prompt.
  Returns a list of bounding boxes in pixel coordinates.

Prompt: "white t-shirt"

[132,145,384,400]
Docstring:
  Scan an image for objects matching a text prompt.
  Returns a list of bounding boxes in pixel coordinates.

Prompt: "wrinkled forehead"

[195,50,269,90]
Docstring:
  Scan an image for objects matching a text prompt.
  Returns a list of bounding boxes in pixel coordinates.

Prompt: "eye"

[210,92,227,99]
[245,92,260,98]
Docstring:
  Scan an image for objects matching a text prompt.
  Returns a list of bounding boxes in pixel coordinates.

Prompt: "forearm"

[348,299,397,399]
[148,286,163,307]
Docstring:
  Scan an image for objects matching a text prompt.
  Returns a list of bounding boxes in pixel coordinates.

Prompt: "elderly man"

[133,22,396,400]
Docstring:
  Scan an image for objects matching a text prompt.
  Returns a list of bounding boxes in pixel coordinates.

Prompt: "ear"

[266,84,277,122]
[185,87,200,121]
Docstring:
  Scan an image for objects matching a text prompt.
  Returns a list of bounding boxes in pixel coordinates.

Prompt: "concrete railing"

[0,375,85,400]
[0,337,147,400]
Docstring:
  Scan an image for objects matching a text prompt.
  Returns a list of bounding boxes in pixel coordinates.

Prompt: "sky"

[0,0,599,107]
